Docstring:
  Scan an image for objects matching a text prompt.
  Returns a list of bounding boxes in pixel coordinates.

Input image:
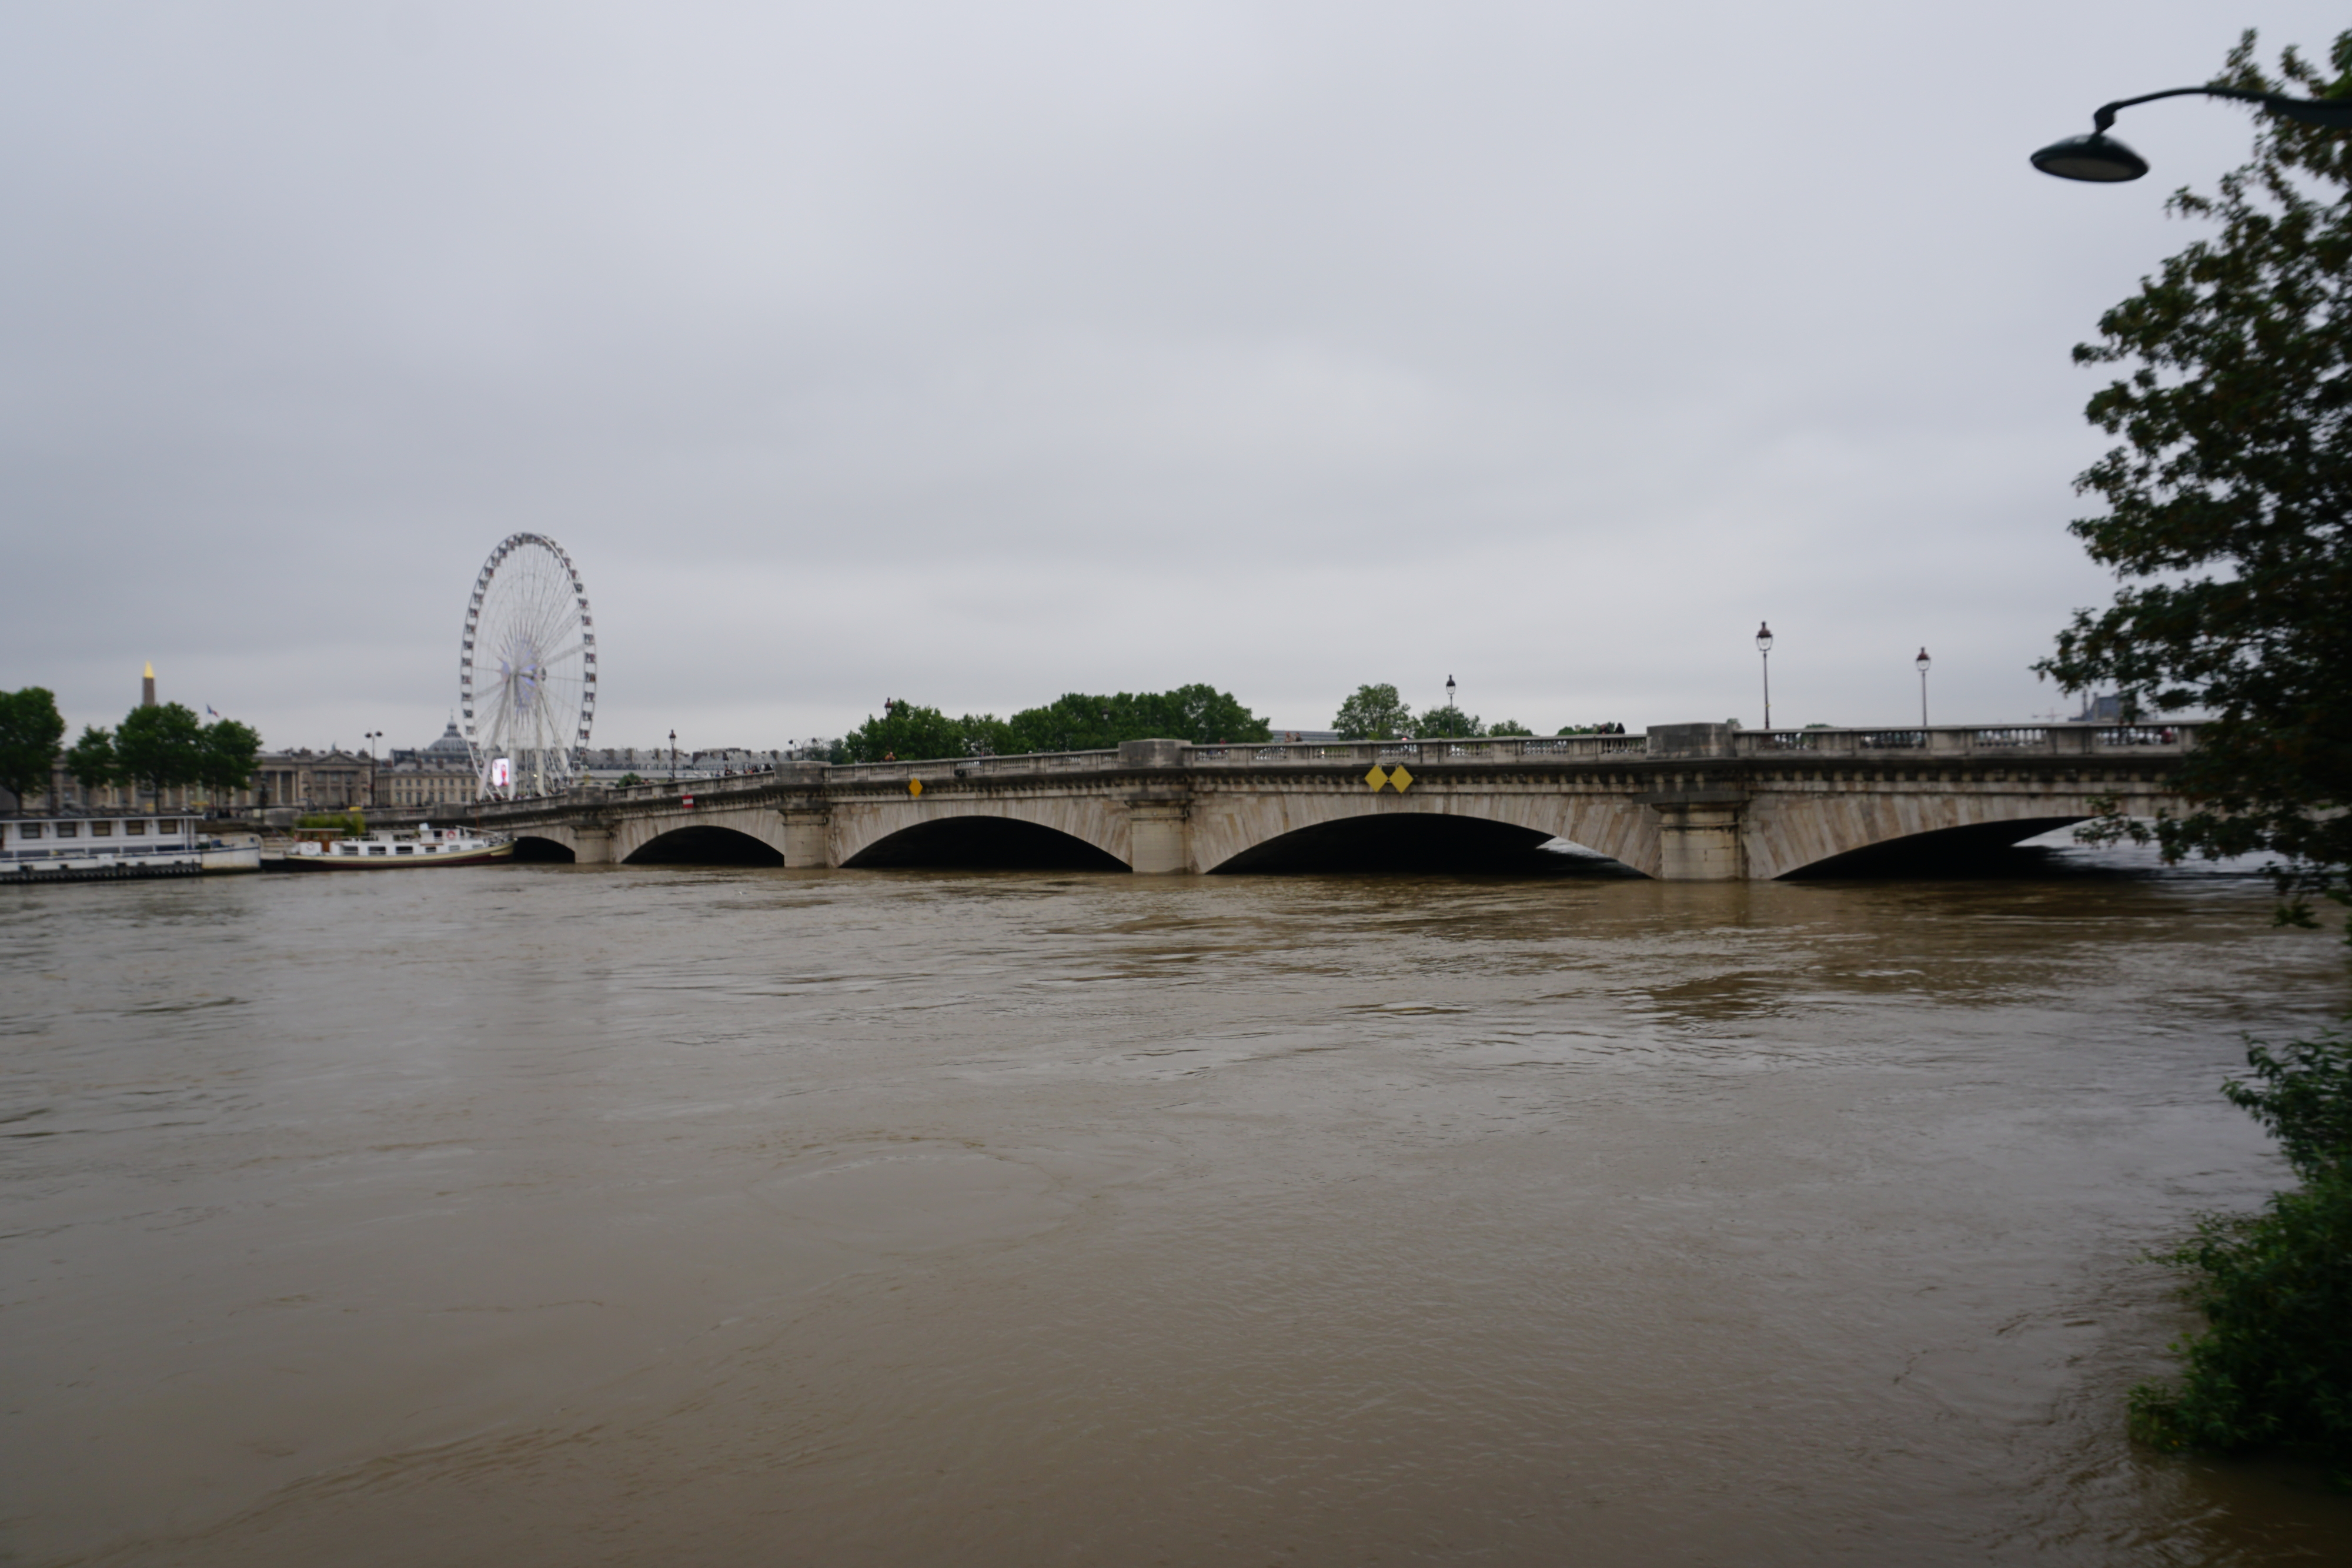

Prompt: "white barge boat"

[279,823,514,869]
[1,815,262,882]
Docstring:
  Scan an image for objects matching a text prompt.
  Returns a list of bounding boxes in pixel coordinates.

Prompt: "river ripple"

[3,848,2349,1566]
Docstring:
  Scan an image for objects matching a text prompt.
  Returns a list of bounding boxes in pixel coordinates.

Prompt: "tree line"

[0,687,262,807]
[839,684,1271,763]
[1328,683,1623,741]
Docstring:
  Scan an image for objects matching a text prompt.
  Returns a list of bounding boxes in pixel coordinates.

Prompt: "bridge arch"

[842,814,1127,870]
[1783,816,2091,877]
[1194,793,1661,877]
[623,823,786,867]
[1217,810,1591,873]
[510,833,578,863]
[831,796,1132,871]
[1747,794,2110,880]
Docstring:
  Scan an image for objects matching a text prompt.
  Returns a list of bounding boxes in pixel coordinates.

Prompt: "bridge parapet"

[1732,723,2194,759]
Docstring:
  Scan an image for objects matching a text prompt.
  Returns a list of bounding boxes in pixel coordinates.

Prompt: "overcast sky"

[3,2,2337,752]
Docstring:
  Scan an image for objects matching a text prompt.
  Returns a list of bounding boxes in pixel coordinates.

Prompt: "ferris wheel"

[460,533,597,799]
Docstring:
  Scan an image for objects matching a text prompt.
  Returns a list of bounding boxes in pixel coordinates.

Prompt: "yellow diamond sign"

[1364,765,1389,791]
[908,778,924,797]
[1388,764,1414,793]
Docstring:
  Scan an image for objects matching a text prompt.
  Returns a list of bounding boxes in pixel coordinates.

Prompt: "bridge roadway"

[470,721,2199,881]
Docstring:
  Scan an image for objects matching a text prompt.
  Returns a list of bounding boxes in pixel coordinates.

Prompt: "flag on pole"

[206,705,220,718]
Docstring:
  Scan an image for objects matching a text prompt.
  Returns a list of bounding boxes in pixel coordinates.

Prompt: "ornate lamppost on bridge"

[364,730,382,812]
[1755,623,1773,730]
[1915,648,1932,728]
[2030,82,2352,182]
[669,728,677,783]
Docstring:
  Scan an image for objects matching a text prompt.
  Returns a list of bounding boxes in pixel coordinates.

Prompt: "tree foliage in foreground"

[2129,1028,2352,1472]
[2036,29,2352,918]
[0,687,65,806]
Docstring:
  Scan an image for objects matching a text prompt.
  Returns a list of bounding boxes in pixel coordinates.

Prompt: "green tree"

[1333,684,1412,741]
[843,686,1273,761]
[2129,1029,2352,1467]
[0,687,66,808]
[838,702,1005,763]
[1486,719,1534,737]
[64,726,119,795]
[1418,704,1483,739]
[2036,29,2352,918]
[198,718,262,797]
[1001,686,1270,751]
[113,703,208,798]
[1137,684,1271,746]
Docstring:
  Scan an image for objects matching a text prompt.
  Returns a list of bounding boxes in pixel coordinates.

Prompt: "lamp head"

[1916,647,1932,673]
[2030,132,2149,182]
[1755,622,1773,654]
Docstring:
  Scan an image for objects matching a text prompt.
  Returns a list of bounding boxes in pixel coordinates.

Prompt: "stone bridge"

[470,722,2199,880]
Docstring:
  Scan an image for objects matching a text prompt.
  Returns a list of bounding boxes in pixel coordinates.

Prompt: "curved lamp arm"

[2090,84,2352,134]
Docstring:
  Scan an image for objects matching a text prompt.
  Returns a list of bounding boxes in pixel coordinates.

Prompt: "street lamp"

[1755,623,1774,730]
[669,728,677,783]
[2031,84,2352,182]
[364,730,382,813]
[1445,674,1457,714]
[1915,648,1932,728]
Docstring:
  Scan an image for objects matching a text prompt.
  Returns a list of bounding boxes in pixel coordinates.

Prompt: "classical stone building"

[379,723,479,811]
[250,750,373,811]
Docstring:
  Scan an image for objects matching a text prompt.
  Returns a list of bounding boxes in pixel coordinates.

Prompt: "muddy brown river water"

[4,846,2351,1566]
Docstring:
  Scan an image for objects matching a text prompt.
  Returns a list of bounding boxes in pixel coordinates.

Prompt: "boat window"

[125,821,146,834]
[395,845,414,854]
[19,824,39,839]
[90,821,112,837]
[55,823,76,838]
[368,845,387,855]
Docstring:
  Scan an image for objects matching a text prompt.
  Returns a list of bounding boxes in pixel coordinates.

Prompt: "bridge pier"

[780,807,831,869]
[1645,791,1748,881]
[570,823,615,865]
[1126,797,1190,875]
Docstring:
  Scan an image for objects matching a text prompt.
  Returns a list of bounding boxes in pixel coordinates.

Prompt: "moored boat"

[279,823,514,869]
[1,815,260,882]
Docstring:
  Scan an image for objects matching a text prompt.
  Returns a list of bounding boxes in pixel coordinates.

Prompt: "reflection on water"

[2,842,2348,1566]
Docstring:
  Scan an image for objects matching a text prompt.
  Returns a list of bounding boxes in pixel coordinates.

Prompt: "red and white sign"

[681,794,695,809]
